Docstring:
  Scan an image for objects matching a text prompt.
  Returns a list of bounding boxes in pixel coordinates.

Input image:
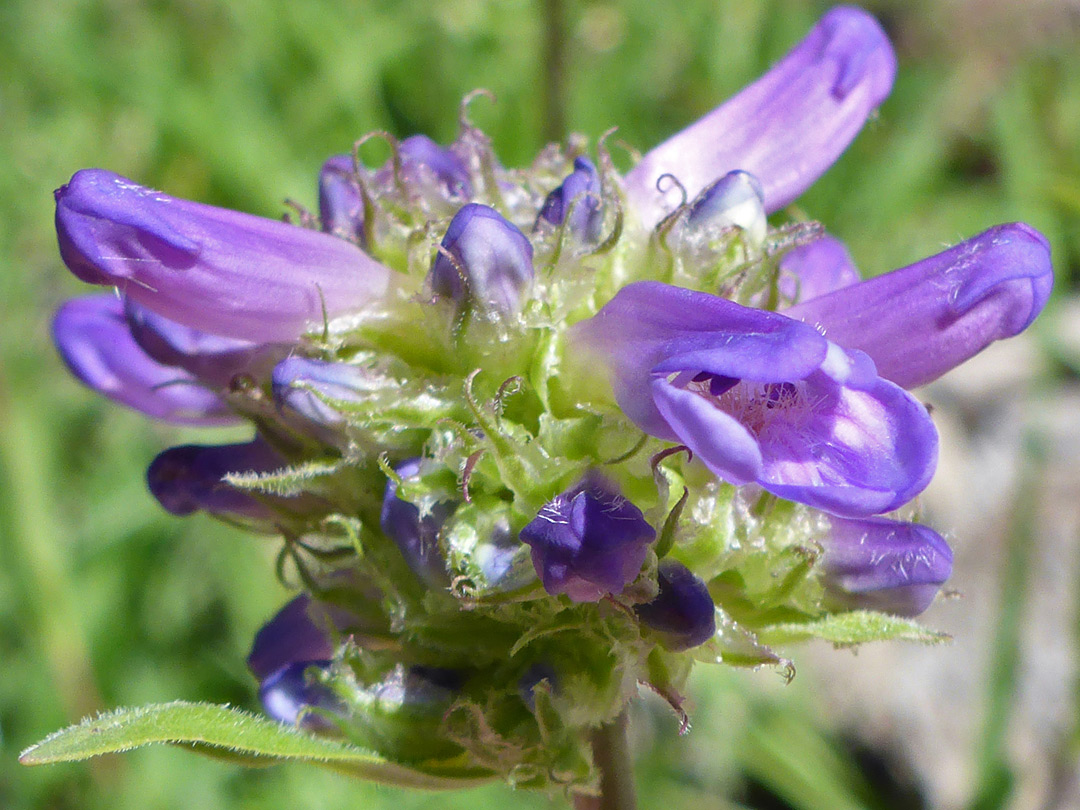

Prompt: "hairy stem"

[574,708,637,810]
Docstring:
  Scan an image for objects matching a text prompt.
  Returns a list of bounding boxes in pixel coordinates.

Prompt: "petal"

[624,6,896,226]
[787,223,1054,388]
[778,234,861,305]
[821,516,953,616]
[56,169,393,341]
[573,281,827,437]
[52,294,236,425]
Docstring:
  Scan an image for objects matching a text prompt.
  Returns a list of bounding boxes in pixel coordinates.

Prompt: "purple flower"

[538,156,603,241]
[820,516,953,617]
[55,169,393,342]
[778,234,860,304]
[52,294,237,426]
[396,134,471,197]
[380,458,454,588]
[146,437,321,520]
[259,660,344,730]
[786,223,1053,388]
[624,6,896,227]
[123,298,277,388]
[634,559,716,651]
[428,203,534,313]
[573,282,937,517]
[686,170,766,245]
[518,476,655,602]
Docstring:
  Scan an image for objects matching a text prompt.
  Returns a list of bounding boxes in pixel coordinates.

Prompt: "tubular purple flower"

[624,6,896,227]
[573,282,937,517]
[820,516,953,617]
[146,437,320,520]
[778,234,860,304]
[380,458,454,588]
[123,299,276,388]
[538,156,603,241]
[429,203,534,314]
[786,223,1054,388]
[52,294,237,426]
[55,169,393,342]
[518,475,655,602]
[634,559,716,651]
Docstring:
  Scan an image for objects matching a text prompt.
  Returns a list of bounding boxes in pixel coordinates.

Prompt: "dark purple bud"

[787,223,1054,389]
[318,154,364,242]
[821,516,953,617]
[55,169,392,341]
[518,662,558,711]
[123,298,276,388]
[634,560,716,651]
[272,357,377,431]
[380,458,454,588]
[398,135,471,197]
[429,203,534,314]
[625,6,896,226]
[260,660,344,731]
[146,438,318,520]
[778,234,860,305]
[247,594,355,680]
[538,156,603,241]
[52,294,237,426]
[686,170,766,244]
[519,476,655,602]
[573,281,938,517]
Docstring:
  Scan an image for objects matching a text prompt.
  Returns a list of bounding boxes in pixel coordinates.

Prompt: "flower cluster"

[51,5,1051,791]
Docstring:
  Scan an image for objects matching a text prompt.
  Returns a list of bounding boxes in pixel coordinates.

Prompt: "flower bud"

[538,156,603,241]
[398,134,471,197]
[686,170,766,245]
[428,203,534,314]
[318,154,364,242]
[519,475,655,602]
[271,356,377,432]
[821,516,953,617]
[146,438,323,521]
[52,294,237,426]
[380,458,455,588]
[634,559,716,651]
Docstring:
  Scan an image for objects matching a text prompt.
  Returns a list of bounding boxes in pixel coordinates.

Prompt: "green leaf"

[19,701,495,790]
[757,611,951,647]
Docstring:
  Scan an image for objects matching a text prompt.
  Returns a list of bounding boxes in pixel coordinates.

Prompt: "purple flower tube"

[634,559,716,651]
[380,458,454,588]
[787,223,1053,388]
[519,476,655,602]
[573,282,937,517]
[624,6,896,226]
[52,294,237,426]
[55,169,393,342]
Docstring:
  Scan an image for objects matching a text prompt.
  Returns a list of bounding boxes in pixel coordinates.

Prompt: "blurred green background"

[2,0,1079,808]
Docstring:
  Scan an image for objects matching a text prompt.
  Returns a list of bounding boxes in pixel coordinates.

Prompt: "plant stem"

[574,708,637,810]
